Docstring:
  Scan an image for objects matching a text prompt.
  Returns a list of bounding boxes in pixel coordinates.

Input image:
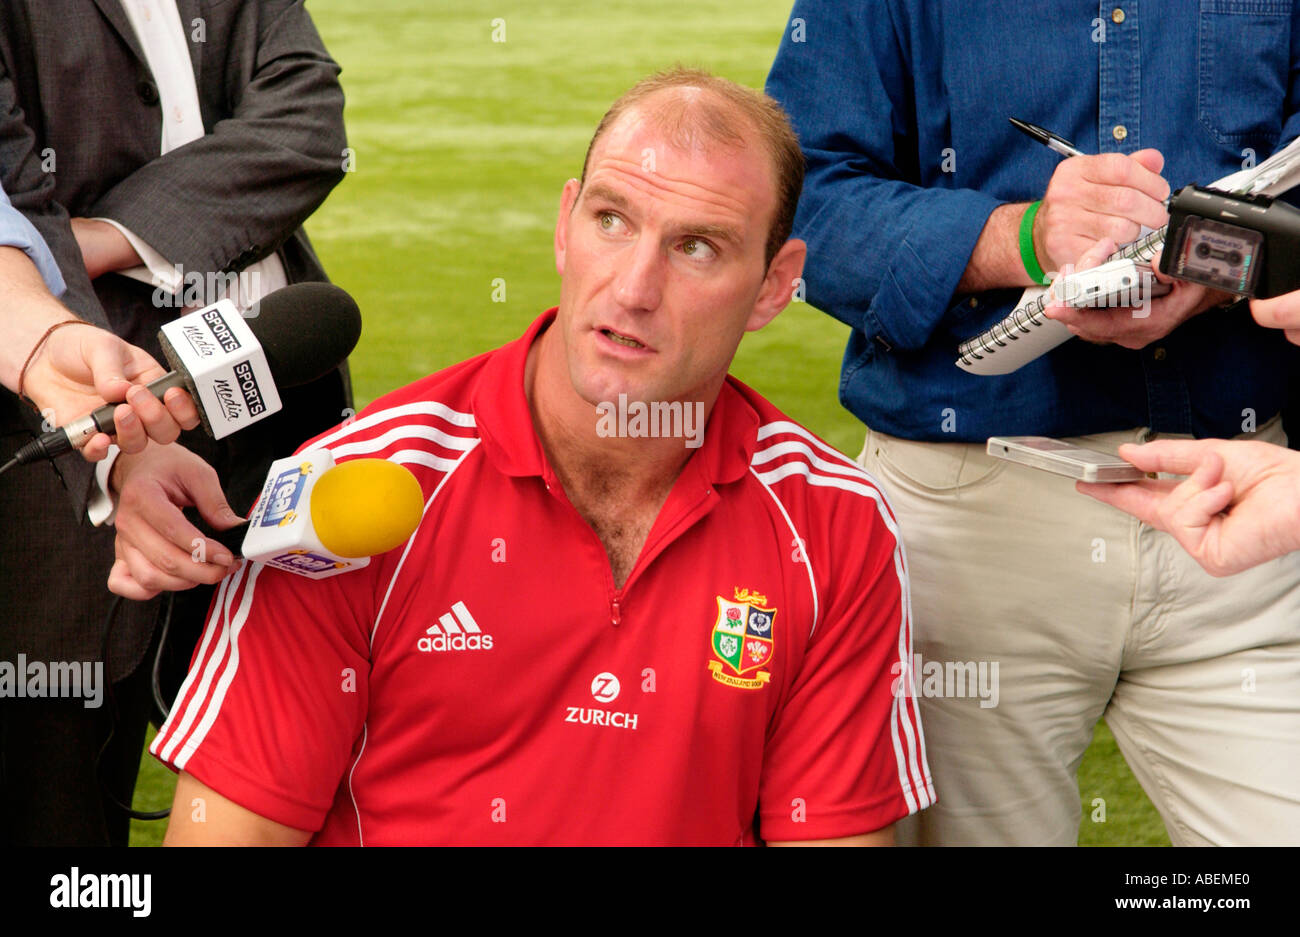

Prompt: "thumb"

[1129,148,1165,176]
[187,474,244,531]
[82,331,134,403]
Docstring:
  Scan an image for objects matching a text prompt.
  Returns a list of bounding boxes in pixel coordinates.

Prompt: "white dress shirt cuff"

[88,217,182,294]
[87,444,122,527]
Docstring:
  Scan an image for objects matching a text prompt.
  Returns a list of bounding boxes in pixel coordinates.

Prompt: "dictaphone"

[1160,185,1300,298]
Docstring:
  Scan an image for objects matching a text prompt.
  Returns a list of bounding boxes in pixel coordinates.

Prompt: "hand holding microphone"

[8,281,362,467]
[109,448,424,599]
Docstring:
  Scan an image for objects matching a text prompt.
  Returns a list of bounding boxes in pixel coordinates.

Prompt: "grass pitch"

[129,0,1167,846]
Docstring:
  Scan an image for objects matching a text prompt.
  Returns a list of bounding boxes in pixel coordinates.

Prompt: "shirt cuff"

[88,217,182,294]
[87,444,122,527]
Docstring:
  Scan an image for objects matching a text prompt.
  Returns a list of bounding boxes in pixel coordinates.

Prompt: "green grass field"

[130,0,1168,846]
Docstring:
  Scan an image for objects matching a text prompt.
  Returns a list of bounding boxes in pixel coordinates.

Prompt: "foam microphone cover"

[246,282,363,387]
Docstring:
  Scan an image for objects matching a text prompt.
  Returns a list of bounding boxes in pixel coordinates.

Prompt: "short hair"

[579,66,804,267]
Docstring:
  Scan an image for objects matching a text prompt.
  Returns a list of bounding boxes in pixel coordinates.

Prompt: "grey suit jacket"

[0,0,350,674]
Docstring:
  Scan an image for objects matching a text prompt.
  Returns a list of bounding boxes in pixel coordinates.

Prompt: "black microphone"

[11,283,361,466]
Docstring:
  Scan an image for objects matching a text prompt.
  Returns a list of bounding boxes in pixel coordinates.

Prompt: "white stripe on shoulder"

[172,563,266,771]
[748,466,819,638]
[156,561,248,764]
[755,421,864,474]
[151,569,236,760]
[752,439,871,482]
[372,439,482,645]
[331,423,479,460]
[311,400,476,452]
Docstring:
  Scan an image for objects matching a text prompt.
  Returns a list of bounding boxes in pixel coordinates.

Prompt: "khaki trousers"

[859,416,1300,845]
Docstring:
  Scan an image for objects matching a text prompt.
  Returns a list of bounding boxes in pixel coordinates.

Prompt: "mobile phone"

[986,436,1146,483]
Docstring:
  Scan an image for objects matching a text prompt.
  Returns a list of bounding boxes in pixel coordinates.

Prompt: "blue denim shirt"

[0,184,64,296]
[767,0,1300,441]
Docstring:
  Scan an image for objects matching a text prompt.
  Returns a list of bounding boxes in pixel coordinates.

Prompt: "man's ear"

[746,238,807,332]
[554,179,581,276]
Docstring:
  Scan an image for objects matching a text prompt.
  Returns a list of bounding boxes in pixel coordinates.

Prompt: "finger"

[80,432,112,463]
[108,556,162,601]
[1082,193,1165,237]
[1158,451,1227,526]
[1080,150,1170,203]
[124,384,183,445]
[82,331,134,403]
[1076,479,1168,528]
[162,386,201,431]
[111,403,148,454]
[117,536,218,593]
[115,488,233,571]
[184,466,244,532]
[1115,440,1221,477]
[1286,328,1300,347]
[1250,291,1300,331]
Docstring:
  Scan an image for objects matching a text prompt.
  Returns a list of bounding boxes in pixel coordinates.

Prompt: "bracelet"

[1019,200,1050,286]
[17,319,89,410]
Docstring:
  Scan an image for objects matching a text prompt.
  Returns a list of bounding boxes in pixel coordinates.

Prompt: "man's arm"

[88,0,347,280]
[165,773,311,846]
[765,1,1174,351]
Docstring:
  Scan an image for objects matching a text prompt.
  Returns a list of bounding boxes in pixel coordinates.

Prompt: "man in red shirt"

[149,67,932,845]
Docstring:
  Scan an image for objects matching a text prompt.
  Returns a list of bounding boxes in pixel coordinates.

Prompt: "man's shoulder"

[728,376,901,544]
[293,346,495,478]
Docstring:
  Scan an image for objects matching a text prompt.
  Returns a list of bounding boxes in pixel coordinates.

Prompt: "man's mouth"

[600,328,645,349]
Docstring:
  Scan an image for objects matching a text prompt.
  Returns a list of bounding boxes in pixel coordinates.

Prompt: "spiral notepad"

[956,136,1300,376]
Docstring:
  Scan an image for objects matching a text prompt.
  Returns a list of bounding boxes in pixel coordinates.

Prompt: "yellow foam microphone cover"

[309,458,424,558]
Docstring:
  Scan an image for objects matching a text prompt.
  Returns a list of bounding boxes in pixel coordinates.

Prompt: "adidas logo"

[418,601,494,652]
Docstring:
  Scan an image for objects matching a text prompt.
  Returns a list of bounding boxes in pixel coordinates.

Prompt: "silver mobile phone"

[986,436,1146,483]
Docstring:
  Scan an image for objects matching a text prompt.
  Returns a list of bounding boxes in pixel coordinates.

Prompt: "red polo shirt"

[151,310,933,845]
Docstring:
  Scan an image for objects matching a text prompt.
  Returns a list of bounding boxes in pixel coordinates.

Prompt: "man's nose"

[613,236,663,312]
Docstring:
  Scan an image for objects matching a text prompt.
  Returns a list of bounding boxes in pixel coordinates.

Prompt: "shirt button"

[173,106,184,122]
[1153,347,1166,360]
[1112,124,1128,142]
[968,297,979,308]
[1111,8,1125,24]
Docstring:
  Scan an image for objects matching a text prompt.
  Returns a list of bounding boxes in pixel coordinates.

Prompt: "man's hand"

[69,217,143,280]
[956,150,1172,294]
[1249,290,1300,345]
[22,322,200,460]
[1078,439,1300,577]
[1043,238,1227,349]
[1033,149,1170,274]
[108,442,243,599]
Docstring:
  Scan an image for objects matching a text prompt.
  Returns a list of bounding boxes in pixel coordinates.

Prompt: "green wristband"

[1019,200,1049,285]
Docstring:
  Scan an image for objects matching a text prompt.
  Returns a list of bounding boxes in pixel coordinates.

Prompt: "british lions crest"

[708,587,776,690]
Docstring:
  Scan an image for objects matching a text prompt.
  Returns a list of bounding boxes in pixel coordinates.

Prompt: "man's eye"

[598,212,625,232]
[681,237,716,260]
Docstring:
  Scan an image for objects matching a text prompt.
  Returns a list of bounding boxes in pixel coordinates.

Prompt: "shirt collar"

[472,308,759,485]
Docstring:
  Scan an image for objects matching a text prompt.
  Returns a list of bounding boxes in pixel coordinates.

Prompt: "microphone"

[11,282,361,466]
[231,450,424,578]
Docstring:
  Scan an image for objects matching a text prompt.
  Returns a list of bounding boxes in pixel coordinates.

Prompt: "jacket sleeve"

[89,0,348,278]
[765,0,1002,351]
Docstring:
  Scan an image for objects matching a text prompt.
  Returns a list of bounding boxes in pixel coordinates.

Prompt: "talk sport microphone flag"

[11,282,361,465]
[237,450,425,579]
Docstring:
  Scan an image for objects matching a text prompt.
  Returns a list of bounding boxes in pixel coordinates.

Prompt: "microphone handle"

[13,371,191,464]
